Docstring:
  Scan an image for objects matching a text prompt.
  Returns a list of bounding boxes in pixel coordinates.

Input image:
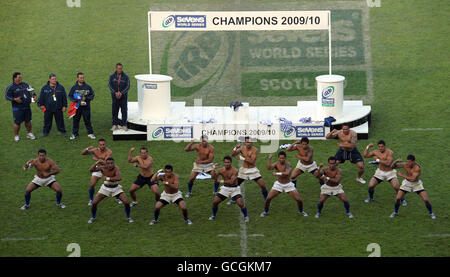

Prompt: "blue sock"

[292,179,297,188]
[401,197,405,202]
[368,188,374,200]
[214,182,220,193]
[184,217,189,222]
[394,203,400,213]
[241,207,248,217]
[425,203,433,214]
[264,207,269,213]
[25,194,31,205]
[115,195,120,200]
[261,189,268,200]
[154,210,160,221]
[89,189,95,201]
[124,206,131,218]
[317,203,323,213]
[91,207,97,219]
[188,182,194,193]
[319,180,324,186]
[298,207,303,213]
[344,202,350,213]
[56,193,62,204]
[212,207,218,217]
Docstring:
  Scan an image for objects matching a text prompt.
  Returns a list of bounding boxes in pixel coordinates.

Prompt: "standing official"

[69,72,95,140]
[4,72,36,142]
[38,73,67,137]
[109,63,130,131]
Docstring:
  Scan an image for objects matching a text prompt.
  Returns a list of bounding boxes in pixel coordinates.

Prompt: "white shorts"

[98,184,124,197]
[373,168,397,182]
[160,191,183,204]
[32,175,56,187]
[271,181,297,193]
[238,167,262,180]
[92,171,102,178]
[295,161,318,173]
[320,184,345,196]
[217,186,242,199]
[192,162,215,173]
[400,179,425,193]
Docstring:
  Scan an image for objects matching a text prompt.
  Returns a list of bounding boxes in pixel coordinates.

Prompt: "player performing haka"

[128,147,160,207]
[286,137,320,187]
[149,165,192,225]
[363,140,406,205]
[81,138,121,205]
[208,156,249,222]
[389,155,436,219]
[184,135,217,198]
[88,158,133,224]
[315,156,354,219]
[21,149,66,210]
[260,151,308,218]
[231,136,268,202]
[326,124,366,184]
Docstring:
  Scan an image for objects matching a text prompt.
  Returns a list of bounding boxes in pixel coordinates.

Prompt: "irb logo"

[322,86,335,99]
[162,16,175,28]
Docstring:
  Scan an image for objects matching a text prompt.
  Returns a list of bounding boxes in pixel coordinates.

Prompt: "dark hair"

[278,151,286,157]
[407,154,415,161]
[77,72,84,77]
[200,135,208,140]
[342,123,350,128]
[116,63,123,67]
[328,156,337,162]
[106,157,114,162]
[140,147,148,152]
[13,72,21,81]
[301,137,309,144]
[244,136,250,141]
[378,140,386,146]
[165,164,173,171]
[98,138,106,143]
[38,149,46,155]
[48,73,56,79]
[223,155,232,162]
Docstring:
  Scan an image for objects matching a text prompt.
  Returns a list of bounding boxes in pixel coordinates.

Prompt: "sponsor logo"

[162,15,175,28]
[151,127,164,139]
[321,86,335,107]
[143,84,157,89]
[174,15,206,28]
[283,128,295,138]
[294,126,325,137]
[151,126,194,139]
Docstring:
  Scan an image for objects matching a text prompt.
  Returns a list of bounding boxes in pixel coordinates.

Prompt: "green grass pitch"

[0,0,449,257]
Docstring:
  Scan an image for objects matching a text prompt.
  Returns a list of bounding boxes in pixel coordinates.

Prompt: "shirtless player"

[208,156,249,222]
[231,136,268,202]
[21,149,66,210]
[363,140,406,205]
[149,165,192,225]
[128,147,160,207]
[315,156,354,219]
[326,124,365,184]
[260,151,308,218]
[184,135,217,198]
[88,157,133,224]
[389,154,436,219]
[81,138,120,205]
[286,137,319,187]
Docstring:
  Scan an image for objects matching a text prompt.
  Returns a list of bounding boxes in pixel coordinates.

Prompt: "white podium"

[316,74,345,119]
[135,74,172,119]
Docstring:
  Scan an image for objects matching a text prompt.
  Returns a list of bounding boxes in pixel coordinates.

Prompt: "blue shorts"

[12,107,32,124]
[335,147,364,164]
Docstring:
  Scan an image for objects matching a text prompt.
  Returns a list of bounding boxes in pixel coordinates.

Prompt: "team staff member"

[37,73,67,137]
[68,72,95,140]
[5,72,36,142]
[109,63,130,131]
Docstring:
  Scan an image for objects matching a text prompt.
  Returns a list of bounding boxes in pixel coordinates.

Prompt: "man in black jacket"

[108,63,130,131]
[4,72,36,142]
[68,72,96,140]
[38,73,67,137]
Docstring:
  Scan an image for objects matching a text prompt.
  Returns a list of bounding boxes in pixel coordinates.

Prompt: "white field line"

[239,182,248,257]
[427,234,450,237]
[401,128,444,131]
[2,237,46,241]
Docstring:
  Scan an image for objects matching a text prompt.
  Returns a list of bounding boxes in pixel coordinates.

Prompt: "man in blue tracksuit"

[37,73,67,137]
[108,63,130,131]
[68,72,95,140]
[4,72,36,142]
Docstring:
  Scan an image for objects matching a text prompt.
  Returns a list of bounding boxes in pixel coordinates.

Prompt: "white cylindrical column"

[315,75,345,119]
[135,74,172,119]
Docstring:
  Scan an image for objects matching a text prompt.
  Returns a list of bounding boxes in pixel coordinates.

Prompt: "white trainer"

[127,218,134,223]
[130,201,138,207]
[88,217,96,224]
[244,216,250,223]
[402,199,408,206]
[430,213,436,220]
[227,200,236,205]
[347,212,354,218]
[87,134,96,139]
[20,204,30,210]
[356,177,366,184]
[185,192,192,198]
[389,212,399,218]
[364,198,374,203]
[88,200,92,206]
[14,136,20,142]
[208,216,216,221]
[299,211,309,217]
[115,198,123,205]
[314,213,321,218]
[56,203,66,209]
[27,133,36,140]
[260,211,268,217]
[186,219,193,225]
[149,219,158,225]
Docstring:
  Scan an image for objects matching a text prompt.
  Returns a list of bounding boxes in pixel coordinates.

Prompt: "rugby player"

[286,137,320,187]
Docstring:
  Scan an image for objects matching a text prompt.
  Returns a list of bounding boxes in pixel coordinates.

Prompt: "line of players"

[20,127,436,224]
